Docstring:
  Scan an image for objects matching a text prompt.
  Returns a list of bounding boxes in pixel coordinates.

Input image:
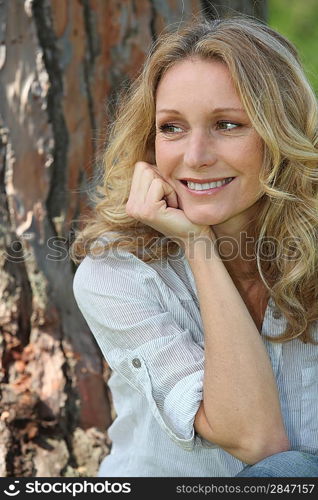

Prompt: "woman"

[71,16,318,477]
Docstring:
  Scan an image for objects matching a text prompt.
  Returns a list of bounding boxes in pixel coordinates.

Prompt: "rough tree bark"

[0,0,267,478]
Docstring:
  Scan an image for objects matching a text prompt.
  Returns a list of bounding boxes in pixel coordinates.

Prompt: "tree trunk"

[0,0,267,477]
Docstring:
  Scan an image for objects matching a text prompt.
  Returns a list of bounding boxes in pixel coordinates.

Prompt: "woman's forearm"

[185,238,289,462]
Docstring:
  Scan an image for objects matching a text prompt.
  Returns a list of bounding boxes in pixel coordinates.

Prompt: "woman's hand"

[125,161,214,246]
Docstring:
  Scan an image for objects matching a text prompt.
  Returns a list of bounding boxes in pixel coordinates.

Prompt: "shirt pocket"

[301,364,318,452]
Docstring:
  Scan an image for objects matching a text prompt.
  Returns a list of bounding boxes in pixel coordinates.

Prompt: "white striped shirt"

[73,245,318,477]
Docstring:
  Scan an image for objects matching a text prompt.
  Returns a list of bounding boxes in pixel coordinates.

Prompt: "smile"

[180,177,235,195]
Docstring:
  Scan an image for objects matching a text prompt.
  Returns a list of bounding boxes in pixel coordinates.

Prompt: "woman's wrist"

[183,229,218,262]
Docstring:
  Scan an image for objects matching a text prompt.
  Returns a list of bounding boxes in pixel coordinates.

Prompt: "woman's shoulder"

[72,232,193,302]
[72,240,165,298]
[74,246,143,283]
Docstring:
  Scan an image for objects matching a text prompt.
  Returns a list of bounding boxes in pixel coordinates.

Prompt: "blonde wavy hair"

[71,15,318,343]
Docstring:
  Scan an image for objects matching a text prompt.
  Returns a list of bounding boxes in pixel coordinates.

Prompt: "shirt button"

[272,309,282,319]
[132,358,141,368]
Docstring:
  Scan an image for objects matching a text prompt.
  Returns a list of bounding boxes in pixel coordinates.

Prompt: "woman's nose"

[183,130,217,169]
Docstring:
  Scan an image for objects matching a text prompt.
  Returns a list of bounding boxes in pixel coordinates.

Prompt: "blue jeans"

[236,451,318,477]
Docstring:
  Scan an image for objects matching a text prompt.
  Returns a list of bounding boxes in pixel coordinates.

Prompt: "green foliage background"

[269,0,318,96]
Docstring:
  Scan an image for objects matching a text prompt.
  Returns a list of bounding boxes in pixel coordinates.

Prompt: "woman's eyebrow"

[156,107,245,114]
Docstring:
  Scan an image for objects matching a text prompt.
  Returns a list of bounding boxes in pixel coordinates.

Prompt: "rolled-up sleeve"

[73,250,215,450]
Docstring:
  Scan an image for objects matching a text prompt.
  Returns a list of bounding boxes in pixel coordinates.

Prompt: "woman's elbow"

[194,403,290,464]
[228,432,290,465]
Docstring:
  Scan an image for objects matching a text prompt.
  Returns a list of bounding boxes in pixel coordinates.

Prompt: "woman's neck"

[211,201,264,283]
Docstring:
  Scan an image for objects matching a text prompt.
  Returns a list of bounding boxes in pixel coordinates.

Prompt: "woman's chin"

[183,209,224,227]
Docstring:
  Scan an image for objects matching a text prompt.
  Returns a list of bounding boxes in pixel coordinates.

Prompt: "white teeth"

[187,178,233,190]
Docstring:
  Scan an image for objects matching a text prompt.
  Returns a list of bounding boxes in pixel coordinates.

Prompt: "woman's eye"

[158,124,183,134]
[217,121,240,131]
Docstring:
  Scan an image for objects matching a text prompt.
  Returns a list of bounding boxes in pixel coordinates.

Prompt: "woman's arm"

[185,238,290,464]
[126,161,290,463]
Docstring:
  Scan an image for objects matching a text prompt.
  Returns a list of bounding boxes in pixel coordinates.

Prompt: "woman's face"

[154,57,264,234]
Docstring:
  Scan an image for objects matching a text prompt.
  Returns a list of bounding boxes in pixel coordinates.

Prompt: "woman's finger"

[164,185,179,209]
[128,161,157,204]
[142,164,179,208]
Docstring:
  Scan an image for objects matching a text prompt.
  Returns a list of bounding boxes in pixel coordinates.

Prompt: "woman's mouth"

[179,177,235,195]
